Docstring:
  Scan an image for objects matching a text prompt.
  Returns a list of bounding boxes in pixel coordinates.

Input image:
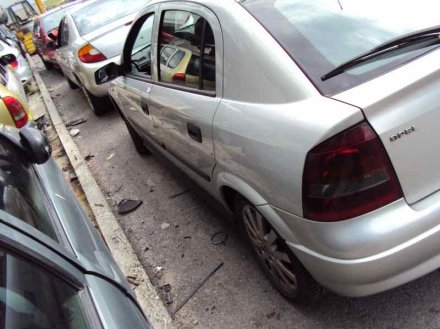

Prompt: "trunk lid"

[81,13,136,59]
[332,49,440,204]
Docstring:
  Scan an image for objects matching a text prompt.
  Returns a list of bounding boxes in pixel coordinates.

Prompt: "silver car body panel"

[333,50,440,205]
[111,0,440,297]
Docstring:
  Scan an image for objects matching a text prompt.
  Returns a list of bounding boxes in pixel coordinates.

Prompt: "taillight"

[78,44,107,63]
[302,121,402,222]
[4,96,28,128]
[172,73,185,82]
[10,60,18,68]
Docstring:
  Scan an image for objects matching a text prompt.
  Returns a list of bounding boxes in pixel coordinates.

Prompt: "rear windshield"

[73,0,147,36]
[241,0,439,95]
[42,9,68,33]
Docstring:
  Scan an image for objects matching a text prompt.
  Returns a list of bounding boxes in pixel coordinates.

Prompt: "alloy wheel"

[242,205,298,294]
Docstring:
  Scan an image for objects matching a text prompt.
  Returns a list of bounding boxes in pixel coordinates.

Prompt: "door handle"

[187,123,202,143]
[141,99,149,115]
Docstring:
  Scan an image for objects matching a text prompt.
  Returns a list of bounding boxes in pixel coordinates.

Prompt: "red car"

[32,1,88,69]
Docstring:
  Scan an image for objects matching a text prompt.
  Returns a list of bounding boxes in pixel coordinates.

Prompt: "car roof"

[39,0,90,18]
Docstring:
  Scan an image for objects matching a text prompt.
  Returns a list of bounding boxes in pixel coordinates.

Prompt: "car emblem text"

[389,126,416,142]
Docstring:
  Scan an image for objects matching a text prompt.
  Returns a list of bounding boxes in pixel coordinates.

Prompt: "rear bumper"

[260,195,440,297]
[76,56,119,98]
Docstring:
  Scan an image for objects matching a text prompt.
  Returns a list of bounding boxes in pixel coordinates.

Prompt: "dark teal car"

[0,125,153,329]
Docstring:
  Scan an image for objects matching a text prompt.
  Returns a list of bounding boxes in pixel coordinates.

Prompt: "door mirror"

[19,126,52,164]
[95,62,121,85]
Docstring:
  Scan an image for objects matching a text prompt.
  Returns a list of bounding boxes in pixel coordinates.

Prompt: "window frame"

[121,2,223,98]
[123,12,156,82]
[157,9,216,95]
[0,226,102,329]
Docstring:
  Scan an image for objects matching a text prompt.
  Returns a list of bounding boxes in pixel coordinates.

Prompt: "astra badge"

[389,126,416,142]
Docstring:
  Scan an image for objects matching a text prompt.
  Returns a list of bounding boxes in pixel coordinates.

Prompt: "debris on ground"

[117,199,143,215]
[160,284,174,304]
[161,222,170,230]
[169,189,189,199]
[69,172,78,182]
[36,115,45,130]
[127,275,142,286]
[84,154,94,161]
[154,266,164,275]
[210,232,228,246]
[66,118,87,127]
[70,129,80,137]
[106,153,115,160]
[173,262,224,315]
[183,236,192,239]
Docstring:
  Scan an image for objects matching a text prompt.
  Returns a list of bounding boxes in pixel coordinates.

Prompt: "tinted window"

[0,250,88,329]
[242,0,440,95]
[0,137,58,241]
[159,10,216,91]
[73,0,146,36]
[130,14,154,76]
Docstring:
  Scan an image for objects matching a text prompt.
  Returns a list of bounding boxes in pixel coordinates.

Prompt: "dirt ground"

[34,55,440,329]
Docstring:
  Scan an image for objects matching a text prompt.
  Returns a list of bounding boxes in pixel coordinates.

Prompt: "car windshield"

[42,9,68,33]
[242,0,439,95]
[73,0,147,36]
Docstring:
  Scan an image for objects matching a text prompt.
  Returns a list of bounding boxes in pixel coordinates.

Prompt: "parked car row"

[0,12,157,327]
[35,0,439,304]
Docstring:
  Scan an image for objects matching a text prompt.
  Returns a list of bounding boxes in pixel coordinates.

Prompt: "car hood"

[81,12,136,59]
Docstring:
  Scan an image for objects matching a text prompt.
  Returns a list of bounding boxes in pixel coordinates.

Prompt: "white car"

[0,39,31,87]
[54,0,147,116]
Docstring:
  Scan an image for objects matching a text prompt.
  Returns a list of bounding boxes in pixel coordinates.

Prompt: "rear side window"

[0,137,58,241]
[158,10,216,91]
[0,249,88,329]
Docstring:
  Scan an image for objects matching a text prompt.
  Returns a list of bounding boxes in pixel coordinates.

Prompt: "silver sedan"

[104,0,440,302]
[54,0,147,115]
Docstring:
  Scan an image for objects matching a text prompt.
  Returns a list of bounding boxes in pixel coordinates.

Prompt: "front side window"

[0,249,88,329]
[159,10,216,91]
[130,14,155,77]
[0,137,58,241]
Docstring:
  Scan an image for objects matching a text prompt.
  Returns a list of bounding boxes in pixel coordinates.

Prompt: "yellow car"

[159,44,215,91]
[0,84,33,128]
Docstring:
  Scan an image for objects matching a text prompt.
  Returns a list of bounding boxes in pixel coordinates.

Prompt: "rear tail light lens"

[172,72,185,82]
[302,121,402,222]
[4,96,28,128]
[78,44,107,63]
[10,60,19,68]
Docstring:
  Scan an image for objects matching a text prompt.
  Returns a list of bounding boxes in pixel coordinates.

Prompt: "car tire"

[62,72,79,89]
[42,60,53,70]
[235,199,326,303]
[125,119,150,155]
[78,81,110,116]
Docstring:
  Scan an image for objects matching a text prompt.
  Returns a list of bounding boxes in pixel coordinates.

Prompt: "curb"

[27,54,174,329]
